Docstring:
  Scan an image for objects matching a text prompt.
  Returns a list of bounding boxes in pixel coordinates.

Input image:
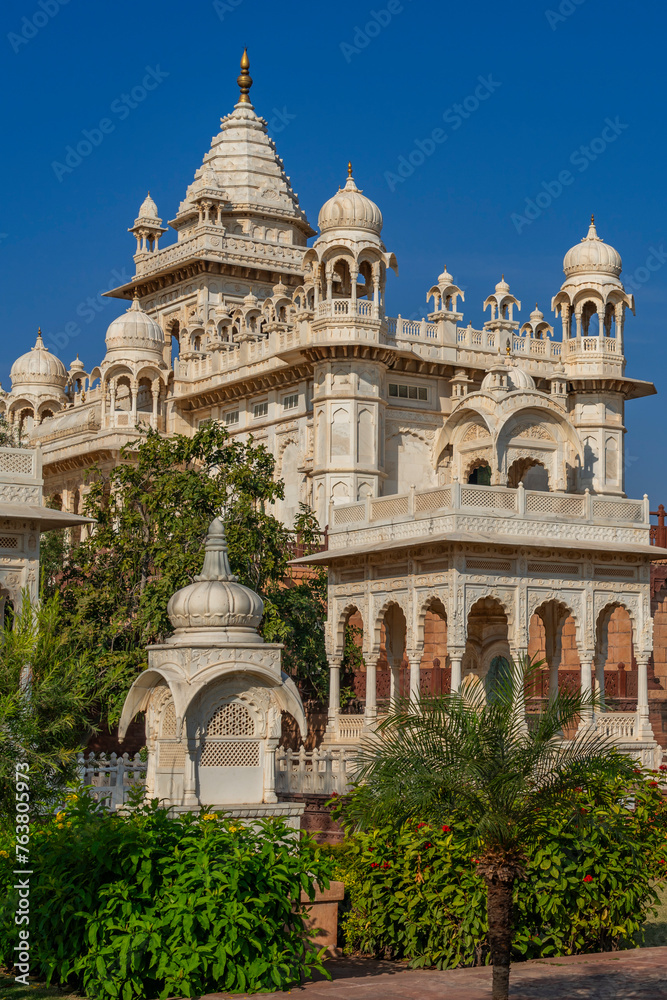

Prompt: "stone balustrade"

[328,482,650,550]
[76,752,147,810]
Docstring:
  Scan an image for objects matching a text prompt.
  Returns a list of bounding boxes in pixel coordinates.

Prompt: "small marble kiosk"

[119,517,306,828]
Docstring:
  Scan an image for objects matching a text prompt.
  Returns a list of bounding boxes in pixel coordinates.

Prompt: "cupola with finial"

[129,191,167,255]
[483,275,521,344]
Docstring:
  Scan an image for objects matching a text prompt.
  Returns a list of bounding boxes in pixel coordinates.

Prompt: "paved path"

[204,947,667,999]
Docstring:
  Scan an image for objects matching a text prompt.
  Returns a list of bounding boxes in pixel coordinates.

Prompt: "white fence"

[76,747,357,810]
[275,746,357,796]
[77,752,147,810]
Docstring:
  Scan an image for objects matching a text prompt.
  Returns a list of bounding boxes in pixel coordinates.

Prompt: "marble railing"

[275,746,357,796]
[329,482,650,549]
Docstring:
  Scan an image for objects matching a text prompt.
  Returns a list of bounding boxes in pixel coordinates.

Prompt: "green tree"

[49,423,327,721]
[0,594,102,815]
[349,658,637,1000]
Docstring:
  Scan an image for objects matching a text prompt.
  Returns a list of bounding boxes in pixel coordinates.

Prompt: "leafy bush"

[329,768,667,967]
[0,789,331,998]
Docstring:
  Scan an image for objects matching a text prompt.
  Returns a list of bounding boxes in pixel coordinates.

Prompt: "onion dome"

[318,164,383,236]
[10,329,67,391]
[167,518,264,635]
[529,304,544,324]
[438,265,454,285]
[481,362,535,393]
[69,354,86,374]
[563,216,622,278]
[494,275,511,296]
[104,295,164,359]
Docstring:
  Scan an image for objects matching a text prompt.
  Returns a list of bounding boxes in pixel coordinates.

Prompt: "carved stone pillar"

[409,657,421,704]
[449,648,464,694]
[130,382,138,425]
[328,658,341,724]
[151,384,160,429]
[263,737,278,804]
[365,658,377,722]
[579,650,594,727]
[636,652,651,736]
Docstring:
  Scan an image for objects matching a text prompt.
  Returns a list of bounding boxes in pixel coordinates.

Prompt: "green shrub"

[0,789,331,998]
[329,768,667,967]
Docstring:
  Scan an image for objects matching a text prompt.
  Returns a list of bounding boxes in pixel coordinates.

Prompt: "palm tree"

[349,656,638,1000]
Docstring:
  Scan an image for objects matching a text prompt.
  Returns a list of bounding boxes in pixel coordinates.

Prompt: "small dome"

[494,275,511,296]
[529,303,544,323]
[105,296,164,357]
[563,218,622,277]
[167,518,264,633]
[10,330,67,390]
[318,170,383,236]
[438,264,454,285]
[481,363,535,393]
[137,191,159,219]
[69,354,85,373]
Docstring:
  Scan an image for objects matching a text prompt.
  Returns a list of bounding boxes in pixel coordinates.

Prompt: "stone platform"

[203,947,667,999]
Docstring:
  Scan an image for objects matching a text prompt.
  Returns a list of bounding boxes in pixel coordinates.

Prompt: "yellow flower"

[66,794,78,803]
[0,850,9,858]
[202,813,217,821]
[56,823,64,829]
[55,811,66,822]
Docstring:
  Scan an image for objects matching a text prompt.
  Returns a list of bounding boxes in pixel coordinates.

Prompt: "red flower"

[583,874,594,883]
[424,842,432,849]
[660,765,667,772]
[416,822,427,830]
[650,781,659,788]
[472,858,481,865]
[371,862,379,868]
[382,861,391,870]
[574,787,583,793]
[633,769,643,776]
[659,859,666,864]
[330,792,338,798]
[442,824,452,833]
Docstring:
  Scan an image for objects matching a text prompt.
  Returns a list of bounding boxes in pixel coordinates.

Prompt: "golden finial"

[506,338,511,355]
[591,213,595,224]
[237,48,253,104]
[347,160,353,177]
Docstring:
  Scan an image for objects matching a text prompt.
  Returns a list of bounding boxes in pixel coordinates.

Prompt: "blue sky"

[1,0,665,504]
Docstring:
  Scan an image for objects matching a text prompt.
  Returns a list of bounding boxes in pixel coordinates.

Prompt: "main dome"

[318,170,383,236]
[105,297,164,358]
[167,518,264,635]
[563,218,622,278]
[10,330,67,391]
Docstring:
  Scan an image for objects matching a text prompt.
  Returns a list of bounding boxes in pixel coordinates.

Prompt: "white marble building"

[1,53,663,758]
